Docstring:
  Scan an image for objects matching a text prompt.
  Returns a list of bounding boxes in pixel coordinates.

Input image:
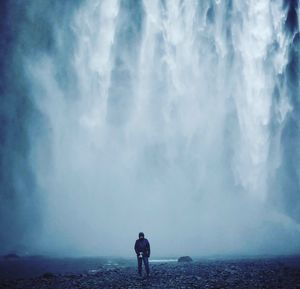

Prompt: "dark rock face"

[3,253,20,260]
[42,272,55,279]
[178,256,193,262]
[0,256,300,288]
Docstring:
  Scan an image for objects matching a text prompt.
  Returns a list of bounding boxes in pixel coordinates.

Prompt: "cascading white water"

[25,0,300,256]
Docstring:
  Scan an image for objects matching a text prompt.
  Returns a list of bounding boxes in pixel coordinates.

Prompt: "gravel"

[1,256,300,288]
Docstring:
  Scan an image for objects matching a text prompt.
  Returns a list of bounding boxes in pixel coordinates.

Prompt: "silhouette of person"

[134,232,150,277]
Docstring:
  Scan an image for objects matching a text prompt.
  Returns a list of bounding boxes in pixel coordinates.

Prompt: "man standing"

[134,232,150,277]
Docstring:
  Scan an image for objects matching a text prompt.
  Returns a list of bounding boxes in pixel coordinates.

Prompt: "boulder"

[178,256,193,262]
[42,272,55,279]
[3,253,20,260]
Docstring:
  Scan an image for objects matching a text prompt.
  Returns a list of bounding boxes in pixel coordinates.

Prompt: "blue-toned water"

[0,0,299,256]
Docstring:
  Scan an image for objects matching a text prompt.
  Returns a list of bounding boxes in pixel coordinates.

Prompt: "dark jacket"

[134,238,150,257]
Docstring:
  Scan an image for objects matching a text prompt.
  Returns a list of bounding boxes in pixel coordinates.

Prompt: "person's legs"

[143,256,150,276]
[137,256,142,276]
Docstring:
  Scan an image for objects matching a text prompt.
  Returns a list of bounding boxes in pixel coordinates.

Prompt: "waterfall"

[0,0,299,256]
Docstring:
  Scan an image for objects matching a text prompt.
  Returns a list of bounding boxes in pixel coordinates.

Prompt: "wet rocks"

[3,253,20,260]
[178,256,193,262]
[42,272,55,279]
[1,256,300,288]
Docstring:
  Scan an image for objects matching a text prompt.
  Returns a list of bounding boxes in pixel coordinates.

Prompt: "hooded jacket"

[134,238,150,257]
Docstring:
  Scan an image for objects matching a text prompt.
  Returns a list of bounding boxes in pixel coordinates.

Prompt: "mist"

[0,0,300,258]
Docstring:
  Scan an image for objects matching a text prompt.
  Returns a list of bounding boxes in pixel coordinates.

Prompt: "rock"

[178,256,193,262]
[3,253,20,260]
[1,256,300,288]
[42,272,55,279]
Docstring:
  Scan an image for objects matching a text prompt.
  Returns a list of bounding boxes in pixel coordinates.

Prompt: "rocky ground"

[1,256,300,288]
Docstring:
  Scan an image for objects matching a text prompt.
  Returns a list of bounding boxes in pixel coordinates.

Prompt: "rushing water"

[0,0,299,256]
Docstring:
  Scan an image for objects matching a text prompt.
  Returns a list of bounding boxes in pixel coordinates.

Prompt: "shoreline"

[1,256,300,288]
